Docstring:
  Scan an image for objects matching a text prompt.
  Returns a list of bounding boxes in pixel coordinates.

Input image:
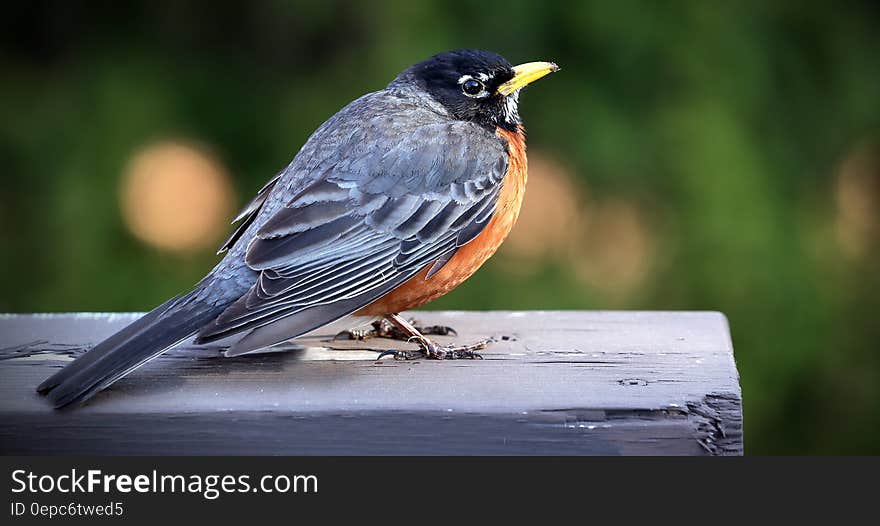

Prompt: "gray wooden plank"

[0,311,742,455]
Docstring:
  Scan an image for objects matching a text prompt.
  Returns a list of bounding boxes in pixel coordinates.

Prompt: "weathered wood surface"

[0,311,742,455]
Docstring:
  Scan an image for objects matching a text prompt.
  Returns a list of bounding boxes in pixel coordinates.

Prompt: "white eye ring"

[458,74,489,98]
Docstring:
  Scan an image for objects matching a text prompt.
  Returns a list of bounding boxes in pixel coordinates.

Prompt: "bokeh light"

[835,141,880,260]
[502,150,656,297]
[120,141,236,254]
[571,198,655,296]
[503,152,582,264]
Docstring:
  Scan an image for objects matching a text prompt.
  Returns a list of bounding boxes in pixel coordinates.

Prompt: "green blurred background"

[2,1,879,454]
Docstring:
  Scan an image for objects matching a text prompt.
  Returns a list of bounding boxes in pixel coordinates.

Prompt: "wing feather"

[197,106,511,348]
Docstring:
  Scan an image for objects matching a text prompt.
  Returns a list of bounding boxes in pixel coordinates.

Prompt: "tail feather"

[37,289,231,408]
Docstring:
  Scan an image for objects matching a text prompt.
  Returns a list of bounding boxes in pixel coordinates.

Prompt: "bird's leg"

[334,317,457,341]
[376,313,488,360]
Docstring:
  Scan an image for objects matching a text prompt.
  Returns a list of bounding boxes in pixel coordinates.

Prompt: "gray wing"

[197,114,508,354]
[216,171,282,255]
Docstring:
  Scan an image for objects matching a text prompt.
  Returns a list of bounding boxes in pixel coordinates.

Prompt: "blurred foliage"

[2,0,880,454]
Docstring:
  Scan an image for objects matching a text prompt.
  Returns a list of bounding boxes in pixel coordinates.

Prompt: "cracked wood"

[0,311,743,455]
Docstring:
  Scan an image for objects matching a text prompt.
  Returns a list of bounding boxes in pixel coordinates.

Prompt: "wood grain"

[0,311,742,455]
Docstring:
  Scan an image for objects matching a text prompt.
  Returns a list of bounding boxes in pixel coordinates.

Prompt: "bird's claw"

[416,324,458,337]
[334,319,393,341]
[376,349,421,360]
[333,327,371,341]
[375,338,488,361]
[335,319,457,341]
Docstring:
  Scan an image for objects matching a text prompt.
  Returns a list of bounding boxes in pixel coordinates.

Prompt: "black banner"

[1,456,874,523]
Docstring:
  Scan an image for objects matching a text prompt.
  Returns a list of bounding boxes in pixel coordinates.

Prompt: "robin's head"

[394,49,558,132]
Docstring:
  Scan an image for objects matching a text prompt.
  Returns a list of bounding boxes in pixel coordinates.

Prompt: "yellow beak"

[497,61,560,96]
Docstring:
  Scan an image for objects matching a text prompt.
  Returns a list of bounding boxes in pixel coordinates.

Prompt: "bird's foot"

[376,337,488,361]
[409,322,458,337]
[335,318,457,342]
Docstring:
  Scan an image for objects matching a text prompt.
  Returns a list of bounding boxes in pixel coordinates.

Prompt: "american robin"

[37,49,558,407]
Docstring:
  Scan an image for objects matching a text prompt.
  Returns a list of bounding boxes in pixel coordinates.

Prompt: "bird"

[37,49,559,408]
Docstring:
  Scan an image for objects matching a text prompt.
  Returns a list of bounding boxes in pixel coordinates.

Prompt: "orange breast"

[359,127,527,316]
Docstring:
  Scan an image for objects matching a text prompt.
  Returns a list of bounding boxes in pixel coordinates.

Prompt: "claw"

[376,349,425,361]
[376,349,400,360]
[333,327,373,341]
[419,325,458,336]
[338,319,460,343]
[451,349,484,360]
[375,338,489,361]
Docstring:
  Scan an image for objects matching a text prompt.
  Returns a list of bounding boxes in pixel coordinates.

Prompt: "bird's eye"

[461,78,485,97]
